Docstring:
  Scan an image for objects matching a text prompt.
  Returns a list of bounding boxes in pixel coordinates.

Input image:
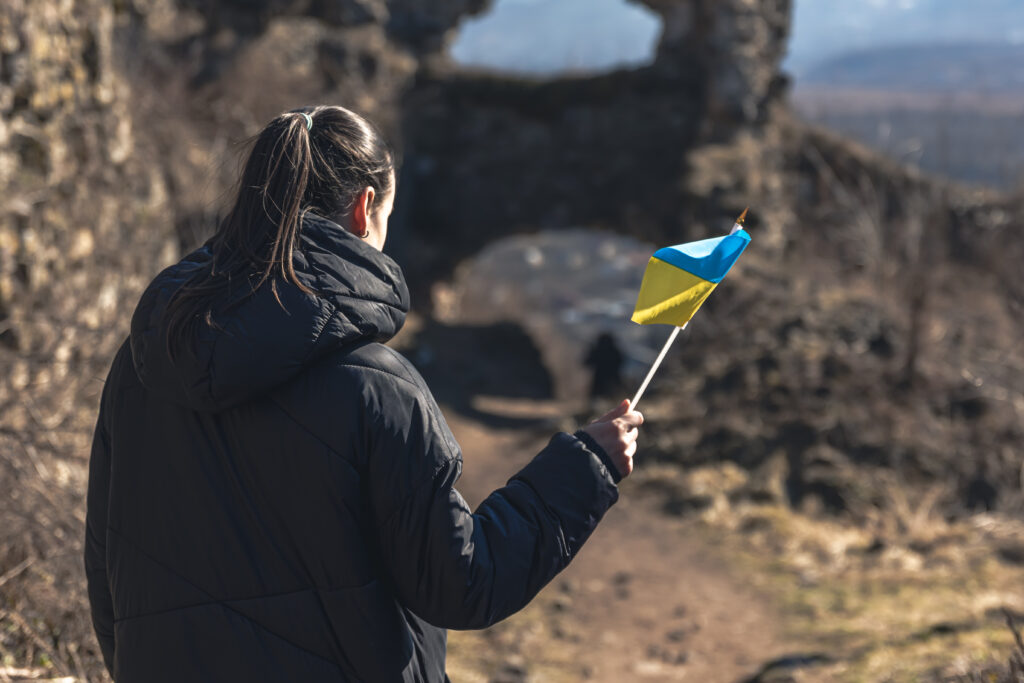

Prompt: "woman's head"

[165,105,396,358]
[220,105,395,269]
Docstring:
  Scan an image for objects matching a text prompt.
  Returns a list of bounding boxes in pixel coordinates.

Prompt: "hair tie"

[301,113,313,131]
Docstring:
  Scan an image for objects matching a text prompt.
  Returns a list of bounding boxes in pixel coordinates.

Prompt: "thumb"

[595,398,630,423]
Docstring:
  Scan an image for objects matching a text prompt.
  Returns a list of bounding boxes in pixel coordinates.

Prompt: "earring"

[358,228,369,238]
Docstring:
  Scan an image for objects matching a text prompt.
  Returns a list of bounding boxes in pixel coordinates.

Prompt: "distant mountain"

[787,0,1024,73]
[801,42,1024,92]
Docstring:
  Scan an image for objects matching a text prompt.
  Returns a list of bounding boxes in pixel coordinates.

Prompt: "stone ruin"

[0,0,797,419]
[3,0,1021,489]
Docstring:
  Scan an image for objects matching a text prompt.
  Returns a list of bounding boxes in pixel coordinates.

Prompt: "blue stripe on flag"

[652,229,751,283]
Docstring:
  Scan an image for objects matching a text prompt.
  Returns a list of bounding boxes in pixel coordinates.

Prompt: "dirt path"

[443,409,795,683]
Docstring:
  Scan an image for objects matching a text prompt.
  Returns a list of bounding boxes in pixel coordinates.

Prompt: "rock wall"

[0,0,485,412]
[1,0,528,428]
[0,2,173,676]
[0,0,172,432]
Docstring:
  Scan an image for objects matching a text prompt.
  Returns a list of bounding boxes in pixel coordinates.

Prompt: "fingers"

[616,410,644,429]
[587,407,643,445]
[589,419,639,442]
[593,399,643,426]
[580,399,644,481]
[594,398,630,423]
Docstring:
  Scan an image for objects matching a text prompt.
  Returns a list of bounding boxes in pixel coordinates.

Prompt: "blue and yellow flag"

[631,226,751,327]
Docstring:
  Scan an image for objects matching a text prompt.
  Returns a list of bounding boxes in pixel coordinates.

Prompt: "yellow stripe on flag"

[630,257,718,326]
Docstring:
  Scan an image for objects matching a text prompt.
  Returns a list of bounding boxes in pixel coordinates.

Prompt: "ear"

[350,186,376,238]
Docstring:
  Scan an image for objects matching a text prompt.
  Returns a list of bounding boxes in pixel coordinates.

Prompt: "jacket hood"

[129,213,409,412]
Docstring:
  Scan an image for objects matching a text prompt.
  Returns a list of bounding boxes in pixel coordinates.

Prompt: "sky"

[449,0,661,75]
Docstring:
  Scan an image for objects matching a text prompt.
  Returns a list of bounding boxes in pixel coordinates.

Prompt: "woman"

[85,105,643,682]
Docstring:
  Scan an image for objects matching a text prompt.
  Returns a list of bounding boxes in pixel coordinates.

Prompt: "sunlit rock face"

[0,0,172,435]
[0,0,515,441]
[173,0,491,55]
[0,0,501,426]
[640,0,791,126]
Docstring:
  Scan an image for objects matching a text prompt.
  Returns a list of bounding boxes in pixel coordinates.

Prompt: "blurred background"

[0,0,1021,680]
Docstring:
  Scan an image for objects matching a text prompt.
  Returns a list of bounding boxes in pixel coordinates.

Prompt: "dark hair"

[164,105,395,360]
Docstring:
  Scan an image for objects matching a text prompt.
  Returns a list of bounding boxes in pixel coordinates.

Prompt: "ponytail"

[164,106,394,361]
[252,111,314,300]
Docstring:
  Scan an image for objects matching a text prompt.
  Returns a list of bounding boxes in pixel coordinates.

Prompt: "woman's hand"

[581,399,643,480]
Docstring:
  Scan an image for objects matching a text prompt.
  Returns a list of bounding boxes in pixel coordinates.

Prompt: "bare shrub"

[952,612,1024,682]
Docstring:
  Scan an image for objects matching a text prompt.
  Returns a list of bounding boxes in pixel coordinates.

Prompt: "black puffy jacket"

[85,214,621,682]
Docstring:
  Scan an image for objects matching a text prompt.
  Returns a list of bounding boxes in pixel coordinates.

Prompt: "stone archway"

[392,0,793,286]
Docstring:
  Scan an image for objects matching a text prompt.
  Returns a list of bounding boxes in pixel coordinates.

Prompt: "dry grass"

[944,612,1024,683]
[637,457,1024,682]
[0,291,128,682]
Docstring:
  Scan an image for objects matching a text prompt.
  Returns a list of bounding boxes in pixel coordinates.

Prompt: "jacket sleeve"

[85,379,116,673]
[366,377,619,630]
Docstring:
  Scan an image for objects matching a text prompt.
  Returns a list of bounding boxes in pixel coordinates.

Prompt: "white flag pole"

[630,323,685,409]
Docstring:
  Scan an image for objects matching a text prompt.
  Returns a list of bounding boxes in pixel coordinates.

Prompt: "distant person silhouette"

[584,332,625,400]
[966,460,998,512]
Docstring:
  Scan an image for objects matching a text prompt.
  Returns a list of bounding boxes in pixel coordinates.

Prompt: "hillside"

[801,43,1024,92]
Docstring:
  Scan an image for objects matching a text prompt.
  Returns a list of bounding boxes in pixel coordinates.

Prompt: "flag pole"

[631,323,685,408]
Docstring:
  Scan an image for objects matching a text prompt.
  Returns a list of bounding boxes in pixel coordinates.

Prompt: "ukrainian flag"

[631,229,751,326]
